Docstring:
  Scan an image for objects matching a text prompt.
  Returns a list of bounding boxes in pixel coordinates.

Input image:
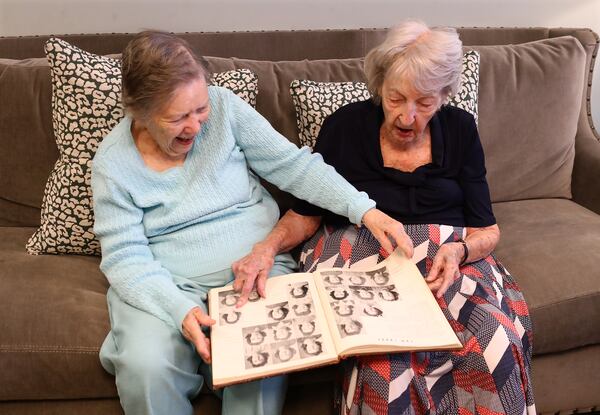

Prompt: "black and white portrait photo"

[267,302,290,321]
[292,302,312,316]
[273,344,297,363]
[363,304,383,317]
[297,319,316,336]
[340,319,363,337]
[298,335,323,357]
[366,267,390,285]
[220,310,241,325]
[329,288,350,301]
[378,287,400,302]
[244,327,267,345]
[273,324,293,341]
[219,290,239,307]
[322,271,344,286]
[352,287,374,301]
[348,273,366,286]
[333,301,354,317]
[248,290,261,302]
[289,282,309,299]
[246,351,269,369]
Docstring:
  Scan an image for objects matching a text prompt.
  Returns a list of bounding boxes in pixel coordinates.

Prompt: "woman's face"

[142,76,210,160]
[304,338,322,355]
[278,346,293,361]
[379,76,442,145]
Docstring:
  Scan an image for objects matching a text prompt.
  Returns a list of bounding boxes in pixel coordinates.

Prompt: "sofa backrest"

[0,28,598,226]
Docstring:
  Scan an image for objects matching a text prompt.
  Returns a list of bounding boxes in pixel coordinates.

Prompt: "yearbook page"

[208,273,338,388]
[311,250,463,357]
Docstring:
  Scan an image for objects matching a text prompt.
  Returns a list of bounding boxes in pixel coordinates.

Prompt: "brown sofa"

[1,27,599,415]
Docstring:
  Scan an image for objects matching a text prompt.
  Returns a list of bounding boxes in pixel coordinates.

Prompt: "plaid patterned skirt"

[299,224,536,415]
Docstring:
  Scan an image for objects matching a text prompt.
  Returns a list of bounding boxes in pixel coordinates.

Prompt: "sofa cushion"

[0,57,57,227]
[0,227,115,400]
[472,36,586,202]
[25,38,259,256]
[0,227,338,402]
[289,50,480,149]
[492,199,600,355]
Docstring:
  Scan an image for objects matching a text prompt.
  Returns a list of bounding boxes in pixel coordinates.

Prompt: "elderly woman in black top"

[233,20,535,414]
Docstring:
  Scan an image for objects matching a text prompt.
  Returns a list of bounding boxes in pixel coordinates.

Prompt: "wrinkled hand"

[182,306,215,363]
[425,243,463,298]
[361,209,414,258]
[232,243,276,308]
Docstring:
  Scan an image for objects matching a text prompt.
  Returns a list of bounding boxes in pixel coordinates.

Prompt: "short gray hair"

[364,20,462,104]
[121,30,210,120]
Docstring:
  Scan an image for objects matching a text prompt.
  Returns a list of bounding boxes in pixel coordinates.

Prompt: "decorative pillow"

[26,38,259,255]
[290,50,480,149]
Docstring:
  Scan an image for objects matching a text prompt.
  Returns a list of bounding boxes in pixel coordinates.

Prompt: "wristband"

[459,241,469,266]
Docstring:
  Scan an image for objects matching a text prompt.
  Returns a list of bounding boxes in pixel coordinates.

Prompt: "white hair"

[364,20,463,104]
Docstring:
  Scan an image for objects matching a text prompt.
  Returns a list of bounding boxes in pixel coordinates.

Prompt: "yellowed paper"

[209,273,338,388]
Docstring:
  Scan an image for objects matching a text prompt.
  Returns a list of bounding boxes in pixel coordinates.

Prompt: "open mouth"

[176,137,194,146]
[397,127,413,134]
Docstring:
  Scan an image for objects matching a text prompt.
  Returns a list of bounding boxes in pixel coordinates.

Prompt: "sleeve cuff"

[170,296,206,335]
[348,192,376,225]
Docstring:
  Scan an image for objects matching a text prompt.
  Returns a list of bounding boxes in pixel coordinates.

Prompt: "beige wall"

[1,0,599,126]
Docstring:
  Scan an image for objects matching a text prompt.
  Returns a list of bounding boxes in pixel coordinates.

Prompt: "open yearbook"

[208,249,462,388]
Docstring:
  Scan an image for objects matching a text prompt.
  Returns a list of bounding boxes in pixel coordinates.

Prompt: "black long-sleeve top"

[293,100,496,228]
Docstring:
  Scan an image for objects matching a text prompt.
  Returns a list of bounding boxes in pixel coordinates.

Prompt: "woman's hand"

[232,210,322,308]
[232,243,276,308]
[425,242,463,298]
[182,306,215,363]
[361,208,414,258]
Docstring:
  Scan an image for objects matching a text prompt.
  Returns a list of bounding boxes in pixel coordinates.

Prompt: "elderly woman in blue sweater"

[91,31,411,415]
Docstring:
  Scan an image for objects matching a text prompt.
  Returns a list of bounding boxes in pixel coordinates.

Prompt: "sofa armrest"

[572,125,600,214]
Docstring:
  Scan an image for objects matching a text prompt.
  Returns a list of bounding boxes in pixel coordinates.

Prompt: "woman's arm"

[232,210,322,307]
[463,224,500,262]
[92,168,206,330]
[93,168,216,361]
[425,224,500,298]
[225,89,373,226]
[233,208,415,307]
[425,112,501,298]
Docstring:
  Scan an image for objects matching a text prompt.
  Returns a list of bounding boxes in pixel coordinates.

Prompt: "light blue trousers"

[100,259,295,415]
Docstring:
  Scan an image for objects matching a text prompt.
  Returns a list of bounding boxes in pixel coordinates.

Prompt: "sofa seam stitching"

[0,345,99,353]
[530,291,598,311]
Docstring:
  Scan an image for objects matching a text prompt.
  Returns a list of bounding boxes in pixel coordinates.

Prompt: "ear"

[439,88,451,107]
[129,111,152,132]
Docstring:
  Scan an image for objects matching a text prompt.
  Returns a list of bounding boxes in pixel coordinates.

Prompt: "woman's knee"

[222,375,288,415]
[119,347,177,383]
[115,347,204,408]
[113,335,200,384]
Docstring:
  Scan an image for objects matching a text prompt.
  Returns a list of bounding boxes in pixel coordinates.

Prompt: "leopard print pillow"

[26,38,259,255]
[291,50,480,149]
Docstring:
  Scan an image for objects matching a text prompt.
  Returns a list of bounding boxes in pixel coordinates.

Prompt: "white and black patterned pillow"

[26,37,259,255]
[211,68,258,108]
[291,51,480,149]
[451,51,479,121]
[290,81,371,148]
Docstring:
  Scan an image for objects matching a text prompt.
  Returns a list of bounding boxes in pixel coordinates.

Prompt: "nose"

[183,114,203,136]
[398,103,417,125]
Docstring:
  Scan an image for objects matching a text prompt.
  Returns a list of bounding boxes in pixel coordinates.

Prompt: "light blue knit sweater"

[92,86,375,330]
